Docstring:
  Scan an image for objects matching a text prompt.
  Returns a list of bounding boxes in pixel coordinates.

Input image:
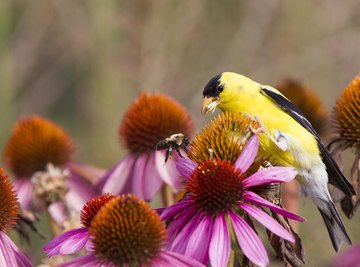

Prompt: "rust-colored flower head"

[89,194,167,266]
[119,92,194,154]
[332,75,360,151]
[80,193,115,229]
[187,112,259,164]
[187,159,244,216]
[0,168,19,232]
[277,78,329,137]
[4,115,74,178]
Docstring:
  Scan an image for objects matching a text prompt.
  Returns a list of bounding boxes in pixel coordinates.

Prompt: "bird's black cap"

[203,73,223,97]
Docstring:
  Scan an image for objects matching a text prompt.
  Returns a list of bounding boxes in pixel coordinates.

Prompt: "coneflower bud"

[4,115,74,178]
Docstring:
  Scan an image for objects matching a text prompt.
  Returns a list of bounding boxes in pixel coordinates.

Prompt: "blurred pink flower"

[161,135,305,267]
[98,92,194,200]
[334,242,360,267]
[3,115,99,224]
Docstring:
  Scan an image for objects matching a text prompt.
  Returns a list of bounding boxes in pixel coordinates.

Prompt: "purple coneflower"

[44,193,115,256]
[333,242,360,267]
[56,194,205,267]
[98,92,194,201]
[162,134,305,267]
[3,115,98,224]
[0,167,32,267]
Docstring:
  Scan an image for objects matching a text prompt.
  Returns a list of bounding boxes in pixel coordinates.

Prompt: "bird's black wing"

[260,86,355,196]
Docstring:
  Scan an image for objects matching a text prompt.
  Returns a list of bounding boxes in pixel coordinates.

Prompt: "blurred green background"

[1,1,360,266]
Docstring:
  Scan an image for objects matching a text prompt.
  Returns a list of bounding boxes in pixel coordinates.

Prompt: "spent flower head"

[329,75,360,218]
[331,75,360,151]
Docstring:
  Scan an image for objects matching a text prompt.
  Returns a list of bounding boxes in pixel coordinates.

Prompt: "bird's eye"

[217,85,224,93]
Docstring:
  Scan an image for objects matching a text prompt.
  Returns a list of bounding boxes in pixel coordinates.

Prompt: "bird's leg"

[238,130,253,145]
[250,116,288,152]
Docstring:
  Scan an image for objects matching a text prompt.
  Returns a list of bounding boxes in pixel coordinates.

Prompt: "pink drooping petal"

[0,232,32,267]
[185,214,213,264]
[243,191,305,222]
[235,134,259,173]
[155,150,182,191]
[65,172,98,212]
[209,213,230,267]
[13,179,33,210]
[131,153,148,198]
[176,157,197,180]
[229,211,269,267]
[242,167,297,189]
[44,228,89,256]
[160,197,192,221]
[239,203,294,242]
[142,153,165,200]
[131,153,162,200]
[48,201,69,225]
[57,254,101,267]
[170,213,201,254]
[100,155,135,194]
[66,161,106,185]
[154,251,206,267]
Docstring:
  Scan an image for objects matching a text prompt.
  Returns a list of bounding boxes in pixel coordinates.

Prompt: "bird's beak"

[202,96,220,115]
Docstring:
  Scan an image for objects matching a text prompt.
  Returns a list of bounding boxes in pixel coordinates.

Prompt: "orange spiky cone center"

[277,78,328,136]
[187,159,243,215]
[80,193,115,229]
[187,112,258,164]
[0,168,19,232]
[332,75,360,149]
[4,115,74,178]
[119,92,194,154]
[89,194,166,266]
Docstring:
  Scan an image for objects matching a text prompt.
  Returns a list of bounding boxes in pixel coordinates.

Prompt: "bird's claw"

[250,116,288,152]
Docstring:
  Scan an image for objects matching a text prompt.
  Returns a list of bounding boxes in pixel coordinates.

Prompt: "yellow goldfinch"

[201,72,355,251]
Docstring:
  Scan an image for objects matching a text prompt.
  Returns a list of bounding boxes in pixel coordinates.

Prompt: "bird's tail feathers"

[317,199,351,251]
